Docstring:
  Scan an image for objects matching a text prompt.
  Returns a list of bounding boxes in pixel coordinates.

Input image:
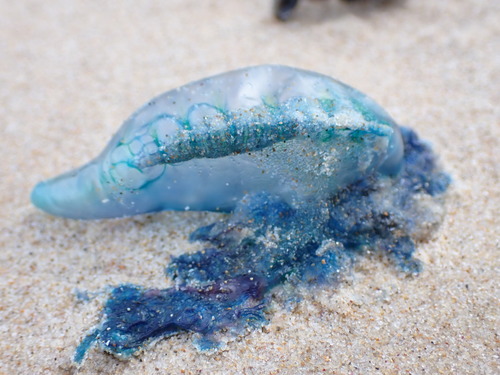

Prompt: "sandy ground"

[0,0,498,374]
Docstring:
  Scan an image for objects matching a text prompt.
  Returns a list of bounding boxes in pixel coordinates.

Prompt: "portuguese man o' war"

[31,65,449,363]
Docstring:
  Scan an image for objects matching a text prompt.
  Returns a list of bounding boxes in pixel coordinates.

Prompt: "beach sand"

[0,0,498,373]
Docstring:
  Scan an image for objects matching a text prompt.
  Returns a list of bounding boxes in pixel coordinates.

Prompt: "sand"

[0,0,498,374]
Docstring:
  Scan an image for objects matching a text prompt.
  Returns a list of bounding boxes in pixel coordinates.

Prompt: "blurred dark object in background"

[274,0,359,21]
